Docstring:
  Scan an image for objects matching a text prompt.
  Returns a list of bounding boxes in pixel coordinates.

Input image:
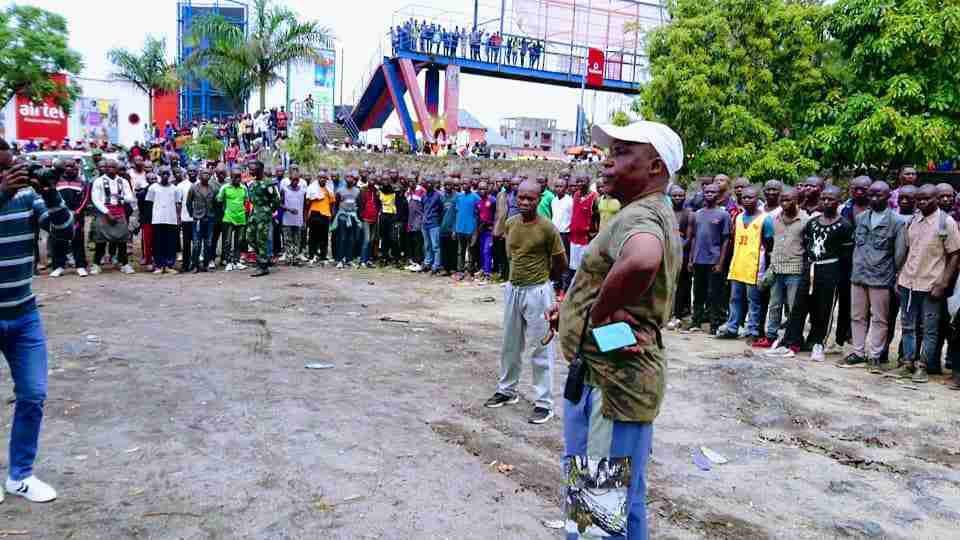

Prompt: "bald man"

[484,179,567,424]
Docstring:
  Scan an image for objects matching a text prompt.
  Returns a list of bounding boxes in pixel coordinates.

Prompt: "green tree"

[804,0,960,176]
[0,5,83,113]
[287,119,321,171]
[184,124,225,162]
[610,110,631,127]
[633,0,827,182]
[187,0,333,111]
[107,36,180,128]
[197,53,258,114]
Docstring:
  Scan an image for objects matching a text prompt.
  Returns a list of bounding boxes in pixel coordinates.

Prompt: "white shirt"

[551,195,573,233]
[129,168,148,190]
[91,175,135,215]
[146,183,181,225]
[177,181,194,222]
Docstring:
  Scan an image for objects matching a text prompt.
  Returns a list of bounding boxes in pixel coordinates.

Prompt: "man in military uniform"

[551,121,683,540]
[247,161,280,277]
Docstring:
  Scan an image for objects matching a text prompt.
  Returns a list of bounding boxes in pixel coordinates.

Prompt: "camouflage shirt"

[248,179,280,222]
[558,192,681,423]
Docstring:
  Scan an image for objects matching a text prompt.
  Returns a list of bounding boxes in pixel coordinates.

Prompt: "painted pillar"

[397,58,435,144]
[444,65,460,139]
[425,67,440,117]
[381,60,418,152]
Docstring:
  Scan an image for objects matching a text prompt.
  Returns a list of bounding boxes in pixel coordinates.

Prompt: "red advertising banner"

[586,48,605,87]
[16,73,69,143]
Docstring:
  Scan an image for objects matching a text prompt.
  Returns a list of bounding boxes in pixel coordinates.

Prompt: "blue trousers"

[725,280,763,337]
[192,218,214,268]
[1,309,48,481]
[422,225,441,271]
[564,385,652,540]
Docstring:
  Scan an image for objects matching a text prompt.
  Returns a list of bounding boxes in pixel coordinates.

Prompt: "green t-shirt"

[504,214,565,287]
[218,184,248,225]
[558,193,681,423]
[537,189,555,219]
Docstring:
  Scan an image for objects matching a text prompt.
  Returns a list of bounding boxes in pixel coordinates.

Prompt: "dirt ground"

[1,265,959,539]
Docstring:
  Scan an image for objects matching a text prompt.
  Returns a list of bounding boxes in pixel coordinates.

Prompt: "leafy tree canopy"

[805,0,960,175]
[634,0,830,183]
[0,5,83,113]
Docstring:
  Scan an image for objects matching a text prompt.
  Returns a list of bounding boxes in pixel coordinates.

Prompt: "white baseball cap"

[592,121,684,177]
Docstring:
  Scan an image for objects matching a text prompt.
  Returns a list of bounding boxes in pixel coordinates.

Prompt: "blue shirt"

[421,189,444,229]
[454,192,481,234]
[691,206,731,265]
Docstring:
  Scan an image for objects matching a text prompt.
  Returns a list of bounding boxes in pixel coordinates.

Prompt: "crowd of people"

[23,144,616,286]
[671,168,960,389]
[392,19,545,69]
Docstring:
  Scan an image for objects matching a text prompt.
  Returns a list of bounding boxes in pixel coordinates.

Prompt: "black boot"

[250,264,270,278]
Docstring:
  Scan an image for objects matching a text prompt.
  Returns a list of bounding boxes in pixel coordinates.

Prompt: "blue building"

[177,0,247,123]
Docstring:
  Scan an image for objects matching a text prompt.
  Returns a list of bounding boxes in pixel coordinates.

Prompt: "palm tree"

[187,0,333,112]
[107,36,179,127]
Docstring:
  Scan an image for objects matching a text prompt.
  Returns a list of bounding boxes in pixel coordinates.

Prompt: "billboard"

[314,48,336,122]
[77,97,119,144]
[16,73,69,144]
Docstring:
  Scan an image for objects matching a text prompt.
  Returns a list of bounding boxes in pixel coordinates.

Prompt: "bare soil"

[1,266,959,539]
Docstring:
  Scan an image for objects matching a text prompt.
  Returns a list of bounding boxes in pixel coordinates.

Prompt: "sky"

[18,0,641,136]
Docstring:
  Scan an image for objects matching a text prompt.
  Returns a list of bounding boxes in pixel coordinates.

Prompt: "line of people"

[673,169,960,389]
[392,19,544,69]
[40,152,621,287]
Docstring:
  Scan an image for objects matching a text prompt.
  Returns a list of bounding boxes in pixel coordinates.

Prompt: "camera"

[26,162,58,187]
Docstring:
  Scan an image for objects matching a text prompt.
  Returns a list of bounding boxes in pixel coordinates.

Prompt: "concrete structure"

[2,77,160,147]
[500,116,575,154]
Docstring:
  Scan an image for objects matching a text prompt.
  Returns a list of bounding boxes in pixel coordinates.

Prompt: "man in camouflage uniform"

[552,121,683,540]
[247,161,281,277]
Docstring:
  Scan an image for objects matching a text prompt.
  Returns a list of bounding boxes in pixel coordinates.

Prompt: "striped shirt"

[0,187,74,320]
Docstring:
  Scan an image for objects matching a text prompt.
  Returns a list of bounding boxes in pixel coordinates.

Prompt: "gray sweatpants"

[497,281,555,409]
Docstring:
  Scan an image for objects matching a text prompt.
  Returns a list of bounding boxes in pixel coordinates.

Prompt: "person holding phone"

[551,121,683,540]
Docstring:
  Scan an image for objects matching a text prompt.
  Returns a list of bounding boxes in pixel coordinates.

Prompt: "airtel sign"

[16,73,69,143]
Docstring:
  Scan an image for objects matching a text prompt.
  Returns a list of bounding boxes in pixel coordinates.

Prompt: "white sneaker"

[208,261,216,270]
[89,264,102,275]
[811,344,825,362]
[409,263,422,272]
[49,267,64,278]
[235,262,247,270]
[5,476,57,503]
[336,262,344,269]
[764,346,794,358]
[278,254,288,263]
[120,264,135,274]
[225,263,234,272]
[76,267,89,277]
[298,254,310,262]
[153,268,163,274]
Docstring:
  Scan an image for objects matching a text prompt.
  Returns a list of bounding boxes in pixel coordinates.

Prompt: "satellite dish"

[128,113,140,125]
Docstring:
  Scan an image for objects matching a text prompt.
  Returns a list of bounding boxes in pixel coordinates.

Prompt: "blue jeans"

[191,217,214,269]
[1,309,48,481]
[336,216,359,263]
[898,286,942,370]
[725,280,762,337]
[765,274,802,339]
[564,385,652,540]
[422,225,441,271]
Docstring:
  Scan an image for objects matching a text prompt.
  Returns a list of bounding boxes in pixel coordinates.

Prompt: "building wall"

[2,78,152,147]
[71,78,152,146]
[500,116,575,154]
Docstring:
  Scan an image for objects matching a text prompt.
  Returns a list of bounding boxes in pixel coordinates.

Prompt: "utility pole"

[473,0,479,31]
[285,60,291,112]
[499,0,505,35]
